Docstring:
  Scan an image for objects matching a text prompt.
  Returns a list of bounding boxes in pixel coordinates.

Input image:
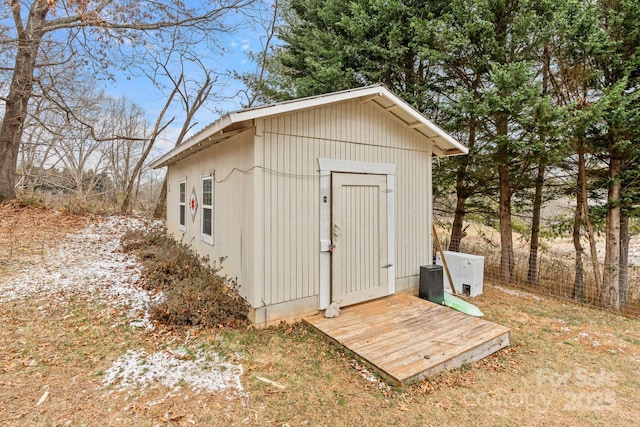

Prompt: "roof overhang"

[149,85,467,169]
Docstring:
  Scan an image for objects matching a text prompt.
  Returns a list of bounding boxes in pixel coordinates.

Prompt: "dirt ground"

[2,204,640,426]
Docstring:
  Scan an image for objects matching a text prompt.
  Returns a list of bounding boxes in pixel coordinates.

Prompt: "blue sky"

[98,2,277,156]
[103,32,258,116]
[0,1,275,158]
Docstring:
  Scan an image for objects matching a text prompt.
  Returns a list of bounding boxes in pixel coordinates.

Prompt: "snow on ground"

[1,214,247,397]
[349,359,391,392]
[0,216,162,329]
[101,348,245,396]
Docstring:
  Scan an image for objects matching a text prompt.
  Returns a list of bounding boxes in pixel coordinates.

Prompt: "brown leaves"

[0,202,89,276]
[121,227,249,329]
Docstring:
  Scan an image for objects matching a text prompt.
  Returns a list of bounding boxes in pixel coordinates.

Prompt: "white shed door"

[331,173,389,307]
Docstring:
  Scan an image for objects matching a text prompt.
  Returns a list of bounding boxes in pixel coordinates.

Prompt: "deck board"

[304,293,510,385]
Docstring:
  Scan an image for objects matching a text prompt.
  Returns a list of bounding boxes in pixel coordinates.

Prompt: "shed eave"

[364,95,468,157]
[149,118,252,169]
[149,84,467,169]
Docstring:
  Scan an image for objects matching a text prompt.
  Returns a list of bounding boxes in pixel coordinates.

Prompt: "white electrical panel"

[435,251,484,297]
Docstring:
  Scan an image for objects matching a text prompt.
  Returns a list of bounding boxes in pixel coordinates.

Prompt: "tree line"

[0,0,257,212]
[2,1,638,310]
[240,0,640,310]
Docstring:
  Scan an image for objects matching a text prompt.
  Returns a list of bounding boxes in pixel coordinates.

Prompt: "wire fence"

[437,228,640,319]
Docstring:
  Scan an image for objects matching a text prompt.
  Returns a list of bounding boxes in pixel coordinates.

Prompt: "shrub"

[122,228,249,328]
[16,192,45,208]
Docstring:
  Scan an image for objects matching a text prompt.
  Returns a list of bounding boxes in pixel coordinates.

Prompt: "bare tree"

[120,78,181,213]
[103,98,148,206]
[236,0,281,109]
[18,97,61,192]
[0,0,254,202]
[47,86,114,198]
[152,56,217,218]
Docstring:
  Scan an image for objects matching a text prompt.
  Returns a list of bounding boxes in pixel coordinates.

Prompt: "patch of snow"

[574,332,601,347]
[349,359,391,391]
[0,216,163,330]
[358,368,377,383]
[102,348,245,396]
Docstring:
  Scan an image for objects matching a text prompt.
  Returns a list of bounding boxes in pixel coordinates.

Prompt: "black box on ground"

[419,265,444,304]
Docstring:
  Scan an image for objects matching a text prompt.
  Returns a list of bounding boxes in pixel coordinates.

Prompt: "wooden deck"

[304,293,510,385]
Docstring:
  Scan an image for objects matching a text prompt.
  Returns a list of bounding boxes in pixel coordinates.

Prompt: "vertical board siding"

[260,100,431,306]
[167,98,435,309]
[331,172,388,306]
[166,132,255,304]
[341,184,380,293]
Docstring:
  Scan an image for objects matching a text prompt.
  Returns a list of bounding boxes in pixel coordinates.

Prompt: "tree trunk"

[619,215,629,310]
[498,164,514,283]
[153,176,168,219]
[0,1,50,201]
[496,114,514,283]
[572,154,585,302]
[601,155,622,310]
[449,195,467,252]
[528,43,550,287]
[577,141,601,298]
[449,118,477,252]
[120,178,135,213]
[527,159,546,285]
[121,78,180,214]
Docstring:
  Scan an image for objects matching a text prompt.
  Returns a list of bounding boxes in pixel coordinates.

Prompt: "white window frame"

[200,176,214,245]
[178,178,186,232]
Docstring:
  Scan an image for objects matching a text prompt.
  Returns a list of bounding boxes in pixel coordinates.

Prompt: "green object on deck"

[443,293,484,317]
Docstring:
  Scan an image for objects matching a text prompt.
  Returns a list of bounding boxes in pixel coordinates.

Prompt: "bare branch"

[42,0,253,33]
[36,80,148,143]
[10,0,24,35]
[120,72,182,212]
[245,0,279,108]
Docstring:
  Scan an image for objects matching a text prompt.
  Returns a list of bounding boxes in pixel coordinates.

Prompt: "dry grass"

[2,205,640,426]
[447,222,640,317]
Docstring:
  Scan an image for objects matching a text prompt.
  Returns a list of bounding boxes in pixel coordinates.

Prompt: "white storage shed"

[150,85,467,324]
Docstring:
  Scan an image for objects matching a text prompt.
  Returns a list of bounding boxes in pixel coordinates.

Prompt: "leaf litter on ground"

[0,210,247,400]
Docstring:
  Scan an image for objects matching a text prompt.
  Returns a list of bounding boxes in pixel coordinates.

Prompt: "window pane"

[202,179,212,206]
[179,182,186,203]
[179,205,185,226]
[203,207,212,236]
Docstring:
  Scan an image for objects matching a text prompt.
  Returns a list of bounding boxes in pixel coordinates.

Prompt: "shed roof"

[149,85,467,169]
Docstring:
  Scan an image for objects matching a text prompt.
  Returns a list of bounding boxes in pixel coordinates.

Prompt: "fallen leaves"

[0,202,89,268]
[2,205,640,426]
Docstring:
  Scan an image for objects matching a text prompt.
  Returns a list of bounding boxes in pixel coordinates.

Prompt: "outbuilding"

[150,85,467,324]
